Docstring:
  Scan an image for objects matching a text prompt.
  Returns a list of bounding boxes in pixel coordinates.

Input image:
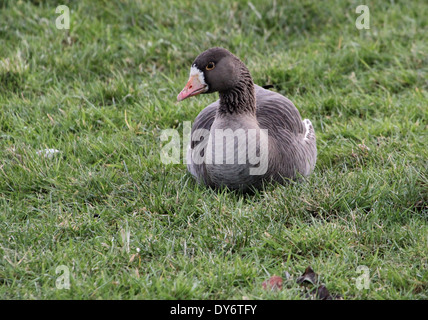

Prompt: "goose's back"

[254,85,305,137]
[254,86,317,180]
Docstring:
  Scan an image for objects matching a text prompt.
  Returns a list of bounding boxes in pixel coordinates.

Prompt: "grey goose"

[177,47,317,191]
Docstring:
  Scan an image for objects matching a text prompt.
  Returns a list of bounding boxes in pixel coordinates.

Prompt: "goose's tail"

[303,119,315,142]
[302,119,317,174]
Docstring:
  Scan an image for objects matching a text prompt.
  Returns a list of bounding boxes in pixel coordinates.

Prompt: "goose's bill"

[177,75,208,101]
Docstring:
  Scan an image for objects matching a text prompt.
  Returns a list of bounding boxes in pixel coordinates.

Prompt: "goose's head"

[177,47,245,101]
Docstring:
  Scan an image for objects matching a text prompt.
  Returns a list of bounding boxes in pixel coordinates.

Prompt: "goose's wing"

[254,85,305,136]
[254,85,317,177]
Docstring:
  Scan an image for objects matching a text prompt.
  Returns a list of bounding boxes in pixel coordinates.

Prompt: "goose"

[177,47,317,191]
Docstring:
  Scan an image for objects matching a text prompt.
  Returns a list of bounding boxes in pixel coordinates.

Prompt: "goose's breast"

[204,116,269,188]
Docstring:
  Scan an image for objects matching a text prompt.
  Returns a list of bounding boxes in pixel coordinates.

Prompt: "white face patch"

[190,64,207,87]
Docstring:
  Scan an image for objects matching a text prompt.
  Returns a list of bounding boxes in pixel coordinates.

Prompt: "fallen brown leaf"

[313,285,333,300]
[262,275,283,291]
[296,266,318,286]
[297,266,343,300]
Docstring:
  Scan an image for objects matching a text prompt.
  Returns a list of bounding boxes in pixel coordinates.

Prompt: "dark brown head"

[177,47,249,101]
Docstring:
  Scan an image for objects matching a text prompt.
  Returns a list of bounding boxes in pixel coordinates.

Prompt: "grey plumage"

[180,48,317,191]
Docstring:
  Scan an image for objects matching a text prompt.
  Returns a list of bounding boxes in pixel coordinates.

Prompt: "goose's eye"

[206,62,215,70]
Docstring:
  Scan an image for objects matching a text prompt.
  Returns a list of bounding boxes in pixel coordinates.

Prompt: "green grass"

[0,0,427,299]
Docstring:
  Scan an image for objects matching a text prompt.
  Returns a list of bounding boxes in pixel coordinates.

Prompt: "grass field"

[0,0,427,300]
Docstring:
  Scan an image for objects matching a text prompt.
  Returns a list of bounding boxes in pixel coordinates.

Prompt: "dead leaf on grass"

[297,266,343,300]
[262,275,283,291]
[296,266,318,286]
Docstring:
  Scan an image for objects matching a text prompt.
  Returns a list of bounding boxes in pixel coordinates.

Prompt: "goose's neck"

[217,69,256,116]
